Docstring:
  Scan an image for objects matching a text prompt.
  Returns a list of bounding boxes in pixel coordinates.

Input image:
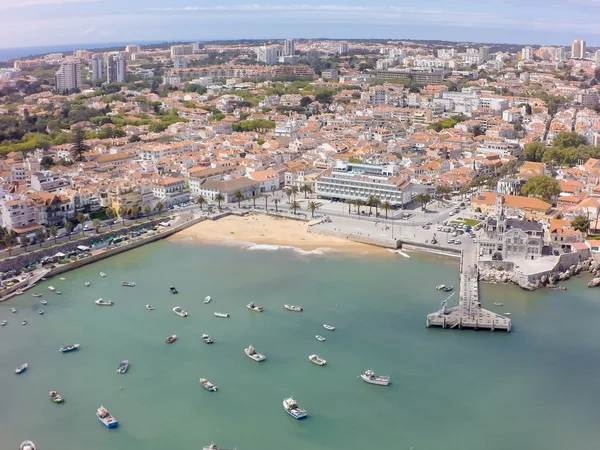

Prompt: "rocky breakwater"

[479,258,600,291]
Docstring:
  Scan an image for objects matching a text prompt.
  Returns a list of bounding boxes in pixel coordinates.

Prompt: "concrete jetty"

[426,250,511,332]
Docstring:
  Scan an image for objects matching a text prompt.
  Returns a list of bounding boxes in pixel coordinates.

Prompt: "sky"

[0,0,599,49]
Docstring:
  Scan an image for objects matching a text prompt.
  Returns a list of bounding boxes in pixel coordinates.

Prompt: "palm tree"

[290,200,301,215]
[273,198,280,213]
[92,218,102,233]
[263,193,269,210]
[127,208,133,221]
[64,221,73,241]
[132,205,140,222]
[106,207,115,229]
[284,187,292,203]
[307,201,321,219]
[415,193,431,211]
[144,204,152,217]
[300,184,312,199]
[232,191,244,208]
[156,202,165,216]
[354,199,364,215]
[291,185,299,201]
[381,201,392,219]
[35,228,46,248]
[345,199,353,214]
[3,231,16,255]
[251,195,258,209]
[214,193,225,210]
[76,212,85,235]
[367,195,380,215]
[196,195,207,211]
[49,225,58,244]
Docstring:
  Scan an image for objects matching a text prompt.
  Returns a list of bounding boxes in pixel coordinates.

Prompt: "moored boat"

[203,444,236,450]
[283,397,307,419]
[95,298,114,306]
[504,312,511,316]
[146,304,154,310]
[19,441,36,450]
[48,286,56,291]
[40,299,47,305]
[173,306,188,317]
[442,286,454,292]
[199,378,218,392]
[247,302,264,312]
[96,405,118,428]
[166,334,177,344]
[15,290,23,295]
[15,363,27,374]
[436,284,445,290]
[202,334,214,344]
[169,285,178,294]
[100,272,107,277]
[214,312,229,318]
[244,345,265,362]
[38,309,43,315]
[60,277,66,280]
[493,302,504,306]
[59,343,80,353]
[11,308,16,313]
[117,360,129,374]
[49,390,64,403]
[284,304,303,312]
[121,281,136,287]
[32,293,42,298]
[21,320,27,326]
[1,320,6,326]
[360,369,390,386]
[323,324,335,331]
[85,281,90,286]
[56,291,61,294]
[204,296,211,303]
[308,354,326,366]
[315,335,325,342]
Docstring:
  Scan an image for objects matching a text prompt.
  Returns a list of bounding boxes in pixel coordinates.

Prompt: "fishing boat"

[436,284,445,290]
[166,334,177,344]
[15,363,27,374]
[85,282,91,287]
[121,281,136,287]
[95,298,114,306]
[1,320,6,326]
[169,286,178,294]
[22,320,27,326]
[96,405,118,428]
[308,354,326,366]
[202,334,214,344]
[504,312,511,316]
[56,291,61,295]
[100,272,107,277]
[247,302,264,312]
[146,305,154,310]
[360,369,390,386]
[283,397,307,420]
[59,343,80,353]
[323,324,335,331]
[214,312,229,318]
[203,444,236,450]
[38,309,43,315]
[32,293,42,298]
[204,296,211,303]
[442,286,454,292]
[199,378,218,392]
[48,286,56,291]
[284,304,303,312]
[60,277,66,281]
[315,335,326,342]
[40,299,47,305]
[493,302,504,306]
[173,306,188,317]
[19,441,36,450]
[11,307,16,313]
[49,390,64,403]
[117,360,129,374]
[244,345,265,362]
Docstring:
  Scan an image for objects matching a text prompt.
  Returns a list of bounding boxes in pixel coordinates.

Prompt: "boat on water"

[41,277,47,281]
[49,390,64,403]
[60,277,66,280]
[166,334,177,344]
[48,286,55,291]
[20,441,36,450]
[323,324,335,331]
[202,334,214,344]
[117,360,129,374]
[442,286,454,292]
[315,335,326,342]
[247,302,264,312]
[360,369,390,386]
[11,308,16,313]
[100,272,107,277]
[204,296,211,303]
[15,363,27,374]
[96,405,118,428]
[284,304,303,312]
[436,284,445,290]
[308,354,326,366]
[59,343,80,353]
[15,290,23,295]
[1,320,6,326]
[95,298,114,306]
[40,299,47,305]
[38,309,43,315]
[169,286,178,294]
[56,291,61,295]
[146,305,154,310]
[121,281,136,287]
[245,345,265,362]
[203,444,236,450]
[32,293,42,298]
[22,320,27,326]
[493,302,504,306]
[173,306,188,317]
[504,312,511,316]
[85,282,90,287]
[199,378,218,392]
[214,312,229,318]
[283,397,307,420]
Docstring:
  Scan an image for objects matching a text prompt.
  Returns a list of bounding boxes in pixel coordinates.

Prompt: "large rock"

[559,270,571,281]
[588,278,600,288]
[540,275,549,286]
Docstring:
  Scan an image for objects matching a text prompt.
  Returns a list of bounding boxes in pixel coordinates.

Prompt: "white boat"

[121,281,136,287]
[60,277,66,281]
[48,286,56,291]
[32,293,42,298]
[204,296,211,303]
[96,405,118,428]
[283,397,307,420]
[244,345,265,362]
[11,308,16,313]
[1,320,6,326]
[85,282,91,287]
[323,324,335,331]
[360,369,390,386]
[202,333,214,344]
[38,309,44,315]
[173,306,188,317]
[40,299,47,305]
[56,291,61,295]
[316,335,325,341]
[493,302,504,306]
[436,284,445,290]
[15,290,23,295]
[199,378,218,392]
[22,320,27,325]
[100,272,107,277]
[146,305,154,310]
[95,298,114,306]
[247,302,264,312]
[504,312,511,316]
[20,441,36,450]
[214,312,229,318]
[308,354,326,366]
[284,304,303,312]
[15,363,27,374]
[203,444,236,450]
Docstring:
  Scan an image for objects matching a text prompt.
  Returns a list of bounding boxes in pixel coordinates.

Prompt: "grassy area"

[587,234,600,240]
[449,217,481,227]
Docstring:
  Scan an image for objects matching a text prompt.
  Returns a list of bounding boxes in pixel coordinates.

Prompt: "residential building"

[273,119,300,140]
[246,168,282,193]
[322,69,339,80]
[497,178,526,196]
[188,166,243,195]
[55,59,82,94]
[171,44,193,56]
[283,39,295,56]
[256,45,280,65]
[106,52,127,83]
[191,42,204,53]
[125,45,141,54]
[478,46,491,64]
[471,192,553,221]
[339,42,349,55]
[90,53,104,81]
[173,56,188,69]
[575,89,599,107]
[152,178,190,206]
[521,46,534,61]
[571,39,586,59]
[30,171,69,192]
[108,184,143,216]
[196,178,259,203]
[1,197,41,237]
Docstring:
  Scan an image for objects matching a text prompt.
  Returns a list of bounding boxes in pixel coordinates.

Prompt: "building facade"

[55,59,82,94]
[90,53,104,81]
[571,39,586,59]
[106,52,127,83]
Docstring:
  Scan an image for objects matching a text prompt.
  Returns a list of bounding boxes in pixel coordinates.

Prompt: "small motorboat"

[11,308,17,313]
[199,378,218,392]
[493,302,504,306]
[214,312,229,318]
[442,286,453,292]
[41,277,47,281]
[96,405,118,428]
[56,291,61,295]
[38,309,44,315]
[283,397,307,420]
[247,302,264,312]
[32,293,42,298]
[60,277,66,281]
[308,354,326,366]
[85,282,91,286]
[20,441,36,450]
[204,296,211,303]
[166,334,177,344]
[436,284,445,290]
[59,343,80,353]
[1,320,6,326]
[117,360,129,374]
[360,369,390,386]
[95,298,114,306]
[323,324,335,331]
[315,335,326,342]
[284,304,303,312]
[15,290,23,295]
[173,306,188,317]
[100,272,107,277]
[245,345,265,362]
[170,286,178,294]
[15,363,27,374]
[40,299,47,305]
[49,390,64,403]
[121,281,136,287]
[202,334,214,344]
[204,444,235,450]
[22,320,27,326]
[146,305,154,310]
[504,312,511,316]
[48,286,55,291]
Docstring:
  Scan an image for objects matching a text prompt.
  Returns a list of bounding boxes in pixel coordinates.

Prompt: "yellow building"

[108,184,143,217]
[472,192,554,222]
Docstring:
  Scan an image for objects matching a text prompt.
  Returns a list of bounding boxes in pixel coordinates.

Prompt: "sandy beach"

[169,213,385,254]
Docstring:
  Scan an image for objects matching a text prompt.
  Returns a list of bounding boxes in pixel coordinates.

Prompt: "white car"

[448,211,455,216]
[454,240,462,245]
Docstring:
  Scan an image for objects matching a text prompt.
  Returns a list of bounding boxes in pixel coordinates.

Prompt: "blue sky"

[0,0,599,48]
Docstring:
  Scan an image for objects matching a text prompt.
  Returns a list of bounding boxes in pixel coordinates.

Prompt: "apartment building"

[256,45,280,65]
[152,178,190,206]
[55,59,82,94]
[571,39,586,59]
[188,166,243,195]
[138,142,197,161]
[30,171,69,192]
[106,52,127,83]
[90,53,104,81]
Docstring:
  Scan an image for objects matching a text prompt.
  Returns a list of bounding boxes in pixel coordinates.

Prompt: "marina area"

[1,240,600,450]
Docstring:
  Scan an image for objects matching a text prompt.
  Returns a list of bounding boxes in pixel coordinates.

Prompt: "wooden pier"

[426,250,511,332]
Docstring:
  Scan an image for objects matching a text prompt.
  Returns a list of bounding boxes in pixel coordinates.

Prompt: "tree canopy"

[520,175,560,200]
[571,215,590,233]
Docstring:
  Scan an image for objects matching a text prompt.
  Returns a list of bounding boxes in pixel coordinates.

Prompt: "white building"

[125,45,141,54]
[152,178,190,206]
[256,45,280,65]
[575,89,599,107]
[521,46,534,61]
[339,42,349,55]
[90,53,104,81]
[478,46,491,64]
[106,52,127,83]
[55,59,81,94]
[283,39,295,56]
[572,39,586,59]
[273,119,300,140]
[170,44,193,56]
[173,56,188,69]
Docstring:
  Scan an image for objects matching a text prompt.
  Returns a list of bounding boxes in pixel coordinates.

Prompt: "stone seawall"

[400,240,462,258]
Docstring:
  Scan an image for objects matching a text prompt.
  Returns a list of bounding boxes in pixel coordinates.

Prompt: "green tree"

[521,175,560,200]
[345,199,353,214]
[92,218,102,233]
[64,221,73,240]
[3,231,17,255]
[291,186,299,201]
[284,187,293,203]
[552,132,587,150]
[196,195,207,211]
[132,205,140,222]
[416,193,431,211]
[300,184,312,199]
[233,191,244,208]
[144,204,152,217]
[71,129,88,162]
[156,202,164,216]
[106,207,115,229]
[35,228,46,248]
[40,156,54,169]
[75,212,85,235]
[307,201,321,219]
[273,198,280,213]
[571,215,590,233]
[523,142,547,162]
[290,200,301,214]
[49,225,58,243]
[381,201,392,219]
[215,193,225,210]
[263,194,269,210]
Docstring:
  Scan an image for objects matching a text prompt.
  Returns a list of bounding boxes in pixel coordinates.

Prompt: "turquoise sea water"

[1,241,600,450]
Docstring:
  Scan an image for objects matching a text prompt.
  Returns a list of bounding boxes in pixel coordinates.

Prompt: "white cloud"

[0,0,106,9]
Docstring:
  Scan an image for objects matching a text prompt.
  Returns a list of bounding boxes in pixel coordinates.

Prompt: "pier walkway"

[426,250,511,332]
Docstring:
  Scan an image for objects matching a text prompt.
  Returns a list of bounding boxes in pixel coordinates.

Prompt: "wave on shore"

[222,240,333,255]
